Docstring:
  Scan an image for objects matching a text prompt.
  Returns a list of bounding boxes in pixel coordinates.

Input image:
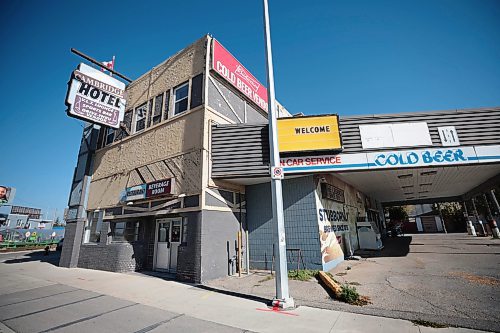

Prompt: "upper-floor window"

[152,94,163,125]
[174,82,189,115]
[105,127,115,146]
[134,103,147,133]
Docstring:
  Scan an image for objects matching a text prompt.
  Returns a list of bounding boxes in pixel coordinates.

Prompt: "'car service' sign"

[66,63,126,128]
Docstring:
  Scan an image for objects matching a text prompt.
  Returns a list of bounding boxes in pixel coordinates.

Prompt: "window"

[152,93,163,125]
[146,99,154,128]
[134,103,147,132]
[84,211,102,244]
[115,110,133,141]
[190,74,203,109]
[164,91,170,120]
[174,82,189,115]
[105,127,115,146]
[111,221,140,242]
[181,218,188,244]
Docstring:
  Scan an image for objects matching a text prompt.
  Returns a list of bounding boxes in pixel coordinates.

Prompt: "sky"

[1,0,499,219]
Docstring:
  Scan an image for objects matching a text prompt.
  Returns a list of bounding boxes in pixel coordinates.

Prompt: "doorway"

[154,218,182,272]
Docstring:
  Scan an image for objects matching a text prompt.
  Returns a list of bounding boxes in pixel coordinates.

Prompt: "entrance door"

[155,218,182,272]
[421,216,438,233]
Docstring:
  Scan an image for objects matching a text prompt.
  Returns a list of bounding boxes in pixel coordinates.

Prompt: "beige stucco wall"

[87,36,209,210]
[126,36,208,110]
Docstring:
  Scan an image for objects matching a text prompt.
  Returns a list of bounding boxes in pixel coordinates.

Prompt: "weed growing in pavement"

[339,284,371,305]
[257,275,274,283]
[288,269,319,281]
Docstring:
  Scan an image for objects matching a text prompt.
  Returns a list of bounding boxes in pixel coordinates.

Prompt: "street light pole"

[262,0,294,309]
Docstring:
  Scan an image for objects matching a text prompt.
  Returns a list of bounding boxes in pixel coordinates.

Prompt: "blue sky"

[1,0,499,219]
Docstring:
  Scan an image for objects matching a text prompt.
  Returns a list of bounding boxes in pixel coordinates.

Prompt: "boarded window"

[164,91,170,120]
[190,74,203,109]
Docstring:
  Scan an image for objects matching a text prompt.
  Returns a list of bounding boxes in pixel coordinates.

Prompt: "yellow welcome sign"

[277,115,342,153]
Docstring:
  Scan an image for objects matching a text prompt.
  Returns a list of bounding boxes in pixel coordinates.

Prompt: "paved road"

[0,248,488,333]
[207,233,500,332]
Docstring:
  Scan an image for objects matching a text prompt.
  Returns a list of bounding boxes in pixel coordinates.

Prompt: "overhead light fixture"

[418,190,429,194]
[420,171,437,176]
[407,196,415,199]
[420,183,433,186]
[402,185,413,189]
[398,174,413,179]
[404,192,414,195]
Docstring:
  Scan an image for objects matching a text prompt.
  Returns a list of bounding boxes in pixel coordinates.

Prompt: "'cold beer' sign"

[66,63,126,128]
[211,39,268,111]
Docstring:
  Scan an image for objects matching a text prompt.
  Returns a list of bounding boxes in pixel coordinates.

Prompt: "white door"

[155,219,171,271]
[155,218,182,272]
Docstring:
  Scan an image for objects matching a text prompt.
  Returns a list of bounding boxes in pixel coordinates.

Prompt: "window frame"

[105,127,115,146]
[133,103,148,133]
[173,81,190,115]
[83,210,103,244]
[111,221,141,243]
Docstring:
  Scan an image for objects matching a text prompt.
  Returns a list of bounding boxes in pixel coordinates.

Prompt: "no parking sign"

[271,166,284,180]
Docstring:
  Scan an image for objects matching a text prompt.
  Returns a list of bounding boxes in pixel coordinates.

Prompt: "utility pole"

[262,0,294,309]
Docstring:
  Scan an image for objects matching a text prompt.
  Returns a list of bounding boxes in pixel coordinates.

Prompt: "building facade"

[61,35,500,283]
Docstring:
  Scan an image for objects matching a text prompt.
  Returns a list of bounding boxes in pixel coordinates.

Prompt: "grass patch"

[288,269,319,281]
[338,284,371,305]
[411,320,448,328]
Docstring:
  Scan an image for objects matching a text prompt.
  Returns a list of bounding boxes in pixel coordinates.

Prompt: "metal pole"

[70,48,132,83]
[471,197,486,236]
[262,0,294,309]
[490,190,500,215]
[484,193,500,238]
[463,201,476,236]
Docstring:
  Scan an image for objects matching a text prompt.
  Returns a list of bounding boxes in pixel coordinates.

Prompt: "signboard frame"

[65,63,127,128]
[277,114,343,154]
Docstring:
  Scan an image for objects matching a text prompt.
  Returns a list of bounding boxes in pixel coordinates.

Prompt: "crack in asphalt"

[384,276,449,313]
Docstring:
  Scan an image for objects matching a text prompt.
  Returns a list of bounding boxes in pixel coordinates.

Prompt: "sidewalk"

[0,251,487,333]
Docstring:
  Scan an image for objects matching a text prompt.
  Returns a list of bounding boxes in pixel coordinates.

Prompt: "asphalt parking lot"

[207,233,500,332]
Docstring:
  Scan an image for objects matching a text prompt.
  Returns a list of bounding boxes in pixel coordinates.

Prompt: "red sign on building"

[211,39,268,111]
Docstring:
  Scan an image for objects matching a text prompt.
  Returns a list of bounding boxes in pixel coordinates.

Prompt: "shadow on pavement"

[2,249,61,266]
[195,284,272,306]
[355,236,412,258]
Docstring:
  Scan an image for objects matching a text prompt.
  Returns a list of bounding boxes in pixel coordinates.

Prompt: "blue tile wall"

[246,176,322,270]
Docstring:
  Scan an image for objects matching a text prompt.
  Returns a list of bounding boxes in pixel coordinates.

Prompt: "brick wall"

[176,211,202,283]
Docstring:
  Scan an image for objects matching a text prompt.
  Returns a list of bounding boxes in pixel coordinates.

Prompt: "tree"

[385,206,408,222]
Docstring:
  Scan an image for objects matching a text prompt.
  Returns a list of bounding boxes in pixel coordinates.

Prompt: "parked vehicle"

[56,238,64,251]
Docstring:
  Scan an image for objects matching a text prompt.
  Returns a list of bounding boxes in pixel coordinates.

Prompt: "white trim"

[173,82,189,115]
[204,205,247,213]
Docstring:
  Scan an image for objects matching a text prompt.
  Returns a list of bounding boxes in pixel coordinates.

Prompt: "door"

[155,219,171,271]
[154,218,182,272]
[421,216,438,233]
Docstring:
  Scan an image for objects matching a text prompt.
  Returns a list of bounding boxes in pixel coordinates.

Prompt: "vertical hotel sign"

[66,63,126,128]
[211,39,268,111]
